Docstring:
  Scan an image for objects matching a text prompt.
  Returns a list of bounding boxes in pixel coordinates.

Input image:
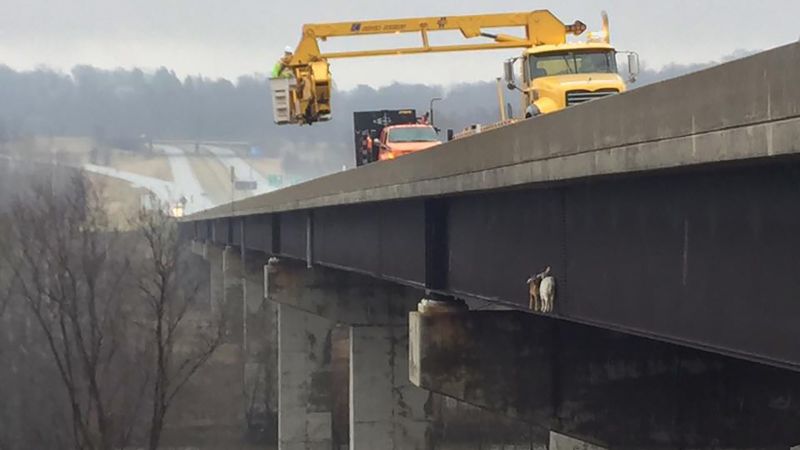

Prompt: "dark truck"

[353,109,417,166]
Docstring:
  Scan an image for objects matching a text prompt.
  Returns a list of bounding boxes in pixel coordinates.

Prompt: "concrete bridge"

[181,42,800,449]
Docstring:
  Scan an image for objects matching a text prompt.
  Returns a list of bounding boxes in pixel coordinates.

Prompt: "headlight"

[525,104,541,118]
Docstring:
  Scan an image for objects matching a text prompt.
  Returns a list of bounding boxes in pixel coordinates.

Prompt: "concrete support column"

[177,241,245,443]
[243,251,278,438]
[350,325,433,450]
[278,303,334,450]
[267,259,430,449]
[205,243,224,315]
[242,252,267,359]
[190,239,205,256]
[222,245,244,343]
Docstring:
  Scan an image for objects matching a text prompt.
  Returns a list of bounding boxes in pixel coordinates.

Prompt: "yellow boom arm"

[279,10,587,125]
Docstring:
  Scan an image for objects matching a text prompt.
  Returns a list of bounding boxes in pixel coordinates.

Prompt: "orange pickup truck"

[353,110,443,166]
[374,123,441,161]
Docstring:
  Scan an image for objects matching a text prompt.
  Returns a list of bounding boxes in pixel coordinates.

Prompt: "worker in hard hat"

[272,46,294,78]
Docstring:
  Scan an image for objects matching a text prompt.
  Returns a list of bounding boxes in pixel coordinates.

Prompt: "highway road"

[82,145,262,215]
[203,145,274,195]
[157,145,216,214]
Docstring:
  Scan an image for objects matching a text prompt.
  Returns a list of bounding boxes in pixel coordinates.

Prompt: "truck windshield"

[387,127,439,143]
[528,51,617,79]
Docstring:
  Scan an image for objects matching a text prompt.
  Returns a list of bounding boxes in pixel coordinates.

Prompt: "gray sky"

[1,0,798,89]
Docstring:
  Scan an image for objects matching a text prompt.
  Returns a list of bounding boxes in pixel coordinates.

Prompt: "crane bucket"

[270,77,296,124]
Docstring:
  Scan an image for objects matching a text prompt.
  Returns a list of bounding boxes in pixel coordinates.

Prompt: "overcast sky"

[1,0,798,89]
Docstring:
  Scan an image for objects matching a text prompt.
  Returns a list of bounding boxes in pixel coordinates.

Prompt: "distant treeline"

[0,50,751,173]
[0,65,273,142]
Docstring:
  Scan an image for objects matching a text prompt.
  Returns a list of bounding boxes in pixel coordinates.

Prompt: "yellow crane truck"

[270,9,639,125]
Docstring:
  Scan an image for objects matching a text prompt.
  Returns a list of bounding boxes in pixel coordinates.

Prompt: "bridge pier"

[266,258,434,449]
[204,242,223,315]
[222,245,244,342]
[170,241,246,443]
[243,251,278,439]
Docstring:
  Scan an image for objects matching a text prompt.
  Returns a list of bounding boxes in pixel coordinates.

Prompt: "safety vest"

[272,62,292,79]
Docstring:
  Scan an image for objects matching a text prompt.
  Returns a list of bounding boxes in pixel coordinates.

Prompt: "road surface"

[157,145,216,214]
[203,145,274,195]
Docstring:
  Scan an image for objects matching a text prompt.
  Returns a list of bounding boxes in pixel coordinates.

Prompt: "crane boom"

[274,10,588,125]
[294,11,586,61]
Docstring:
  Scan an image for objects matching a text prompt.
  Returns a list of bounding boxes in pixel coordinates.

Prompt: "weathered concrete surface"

[187,42,800,220]
[410,311,553,425]
[267,258,421,326]
[430,395,547,449]
[191,239,205,256]
[277,303,334,450]
[412,310,800,449]
[222,245,244,343]
[350,325,433,450]
[330,326,351,448]
[205,242,223,315]
[242,250,278,441]
[266,258,434,448]
[199,244,278,445]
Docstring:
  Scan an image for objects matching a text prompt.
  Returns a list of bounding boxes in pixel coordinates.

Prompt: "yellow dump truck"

[271,10,639,126]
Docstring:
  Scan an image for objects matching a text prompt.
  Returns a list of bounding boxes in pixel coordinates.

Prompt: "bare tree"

[1,172,223,450]
[0,169,76,450]
[2,173,145,450]
[133,206,223,450]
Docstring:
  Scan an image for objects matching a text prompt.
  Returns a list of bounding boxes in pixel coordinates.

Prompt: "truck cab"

[375,124,441,160]
[511,42,638,117]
